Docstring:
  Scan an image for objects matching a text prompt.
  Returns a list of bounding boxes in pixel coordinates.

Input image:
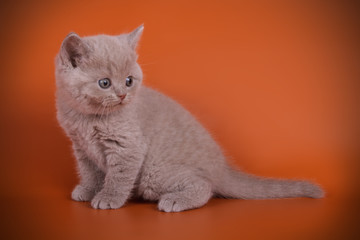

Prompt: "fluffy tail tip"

[303,181,325,198]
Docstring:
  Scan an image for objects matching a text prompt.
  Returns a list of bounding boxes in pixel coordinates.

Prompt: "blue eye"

[126,76,133,87]
[98,78,111,89]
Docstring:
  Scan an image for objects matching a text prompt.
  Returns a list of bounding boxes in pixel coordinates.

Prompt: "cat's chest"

[59,108,144,170]
[77,126,102,163]
[69,119,126,171]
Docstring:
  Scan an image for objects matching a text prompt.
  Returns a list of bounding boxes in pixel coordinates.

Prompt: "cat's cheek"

[121,94,132,104]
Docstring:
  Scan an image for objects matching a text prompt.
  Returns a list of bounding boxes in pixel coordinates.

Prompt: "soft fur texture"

[55,25,324,212]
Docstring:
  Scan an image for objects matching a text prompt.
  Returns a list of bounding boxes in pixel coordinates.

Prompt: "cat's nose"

[118,94,127,101]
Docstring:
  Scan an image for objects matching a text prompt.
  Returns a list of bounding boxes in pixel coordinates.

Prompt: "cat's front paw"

[91,191,126,209]
[71,185,95,202]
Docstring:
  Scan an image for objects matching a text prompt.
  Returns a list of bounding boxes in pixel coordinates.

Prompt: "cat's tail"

[213,166,324,199]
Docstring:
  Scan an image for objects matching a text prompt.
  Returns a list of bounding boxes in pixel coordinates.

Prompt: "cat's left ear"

[127,24,144,50]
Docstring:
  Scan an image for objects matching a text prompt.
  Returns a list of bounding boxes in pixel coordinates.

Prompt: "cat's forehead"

[84,35,136,73]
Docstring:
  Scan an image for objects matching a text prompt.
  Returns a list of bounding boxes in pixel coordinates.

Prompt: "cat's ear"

[60,32,89,68]
[127,24,144,50]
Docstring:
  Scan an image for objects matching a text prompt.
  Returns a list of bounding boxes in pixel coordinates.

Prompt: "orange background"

[0,0,359,239]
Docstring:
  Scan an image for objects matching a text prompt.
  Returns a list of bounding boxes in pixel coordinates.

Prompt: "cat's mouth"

[103,97,128,108]
[104,100,123,108]
[90,94,128,108]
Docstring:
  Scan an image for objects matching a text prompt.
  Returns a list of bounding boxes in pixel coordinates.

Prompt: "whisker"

[106,104,111,123]
[94,102,104,117]
[100,102,107,121]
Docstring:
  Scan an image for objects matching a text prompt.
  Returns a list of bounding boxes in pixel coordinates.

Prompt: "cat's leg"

[90,154,143,209]
[90,136,146,210]
[72,147,105,202]
[158,176,213,212]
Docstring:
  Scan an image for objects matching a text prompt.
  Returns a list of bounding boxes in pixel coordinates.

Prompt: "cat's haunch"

[55,25,324,212]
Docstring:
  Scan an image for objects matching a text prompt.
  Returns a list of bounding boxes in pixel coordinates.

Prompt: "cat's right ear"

[60,33,88,68]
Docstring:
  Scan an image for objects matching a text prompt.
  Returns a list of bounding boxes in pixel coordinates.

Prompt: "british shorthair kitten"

[55,25,324,212]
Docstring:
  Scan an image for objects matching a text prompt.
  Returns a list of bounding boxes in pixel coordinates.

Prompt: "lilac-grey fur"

[55,25,324,212]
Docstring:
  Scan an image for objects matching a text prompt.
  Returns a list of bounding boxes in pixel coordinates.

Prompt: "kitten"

[55,25,324,212]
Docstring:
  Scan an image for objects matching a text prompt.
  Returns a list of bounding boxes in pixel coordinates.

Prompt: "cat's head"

[55,25,144,115]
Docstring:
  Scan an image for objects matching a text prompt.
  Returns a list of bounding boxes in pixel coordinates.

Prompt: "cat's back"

[135,86,224,166]
[136,86,199,135]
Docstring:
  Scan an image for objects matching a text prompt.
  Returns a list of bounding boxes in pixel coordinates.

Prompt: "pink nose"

[118,94,126,101]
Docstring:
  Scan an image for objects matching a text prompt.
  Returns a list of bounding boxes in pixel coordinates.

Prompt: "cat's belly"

[135,157,166,201]
[135,154,189,201]
[136,172,162,201]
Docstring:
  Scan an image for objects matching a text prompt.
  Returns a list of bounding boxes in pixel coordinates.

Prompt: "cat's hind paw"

[71,185,95,202]
[158,194,193,213]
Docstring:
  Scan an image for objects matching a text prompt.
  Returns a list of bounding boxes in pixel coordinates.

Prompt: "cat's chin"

[93,101,128,115]
[81,98,127,116]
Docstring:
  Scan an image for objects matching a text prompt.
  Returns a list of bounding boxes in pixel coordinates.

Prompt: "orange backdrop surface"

[0,0,359,239]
